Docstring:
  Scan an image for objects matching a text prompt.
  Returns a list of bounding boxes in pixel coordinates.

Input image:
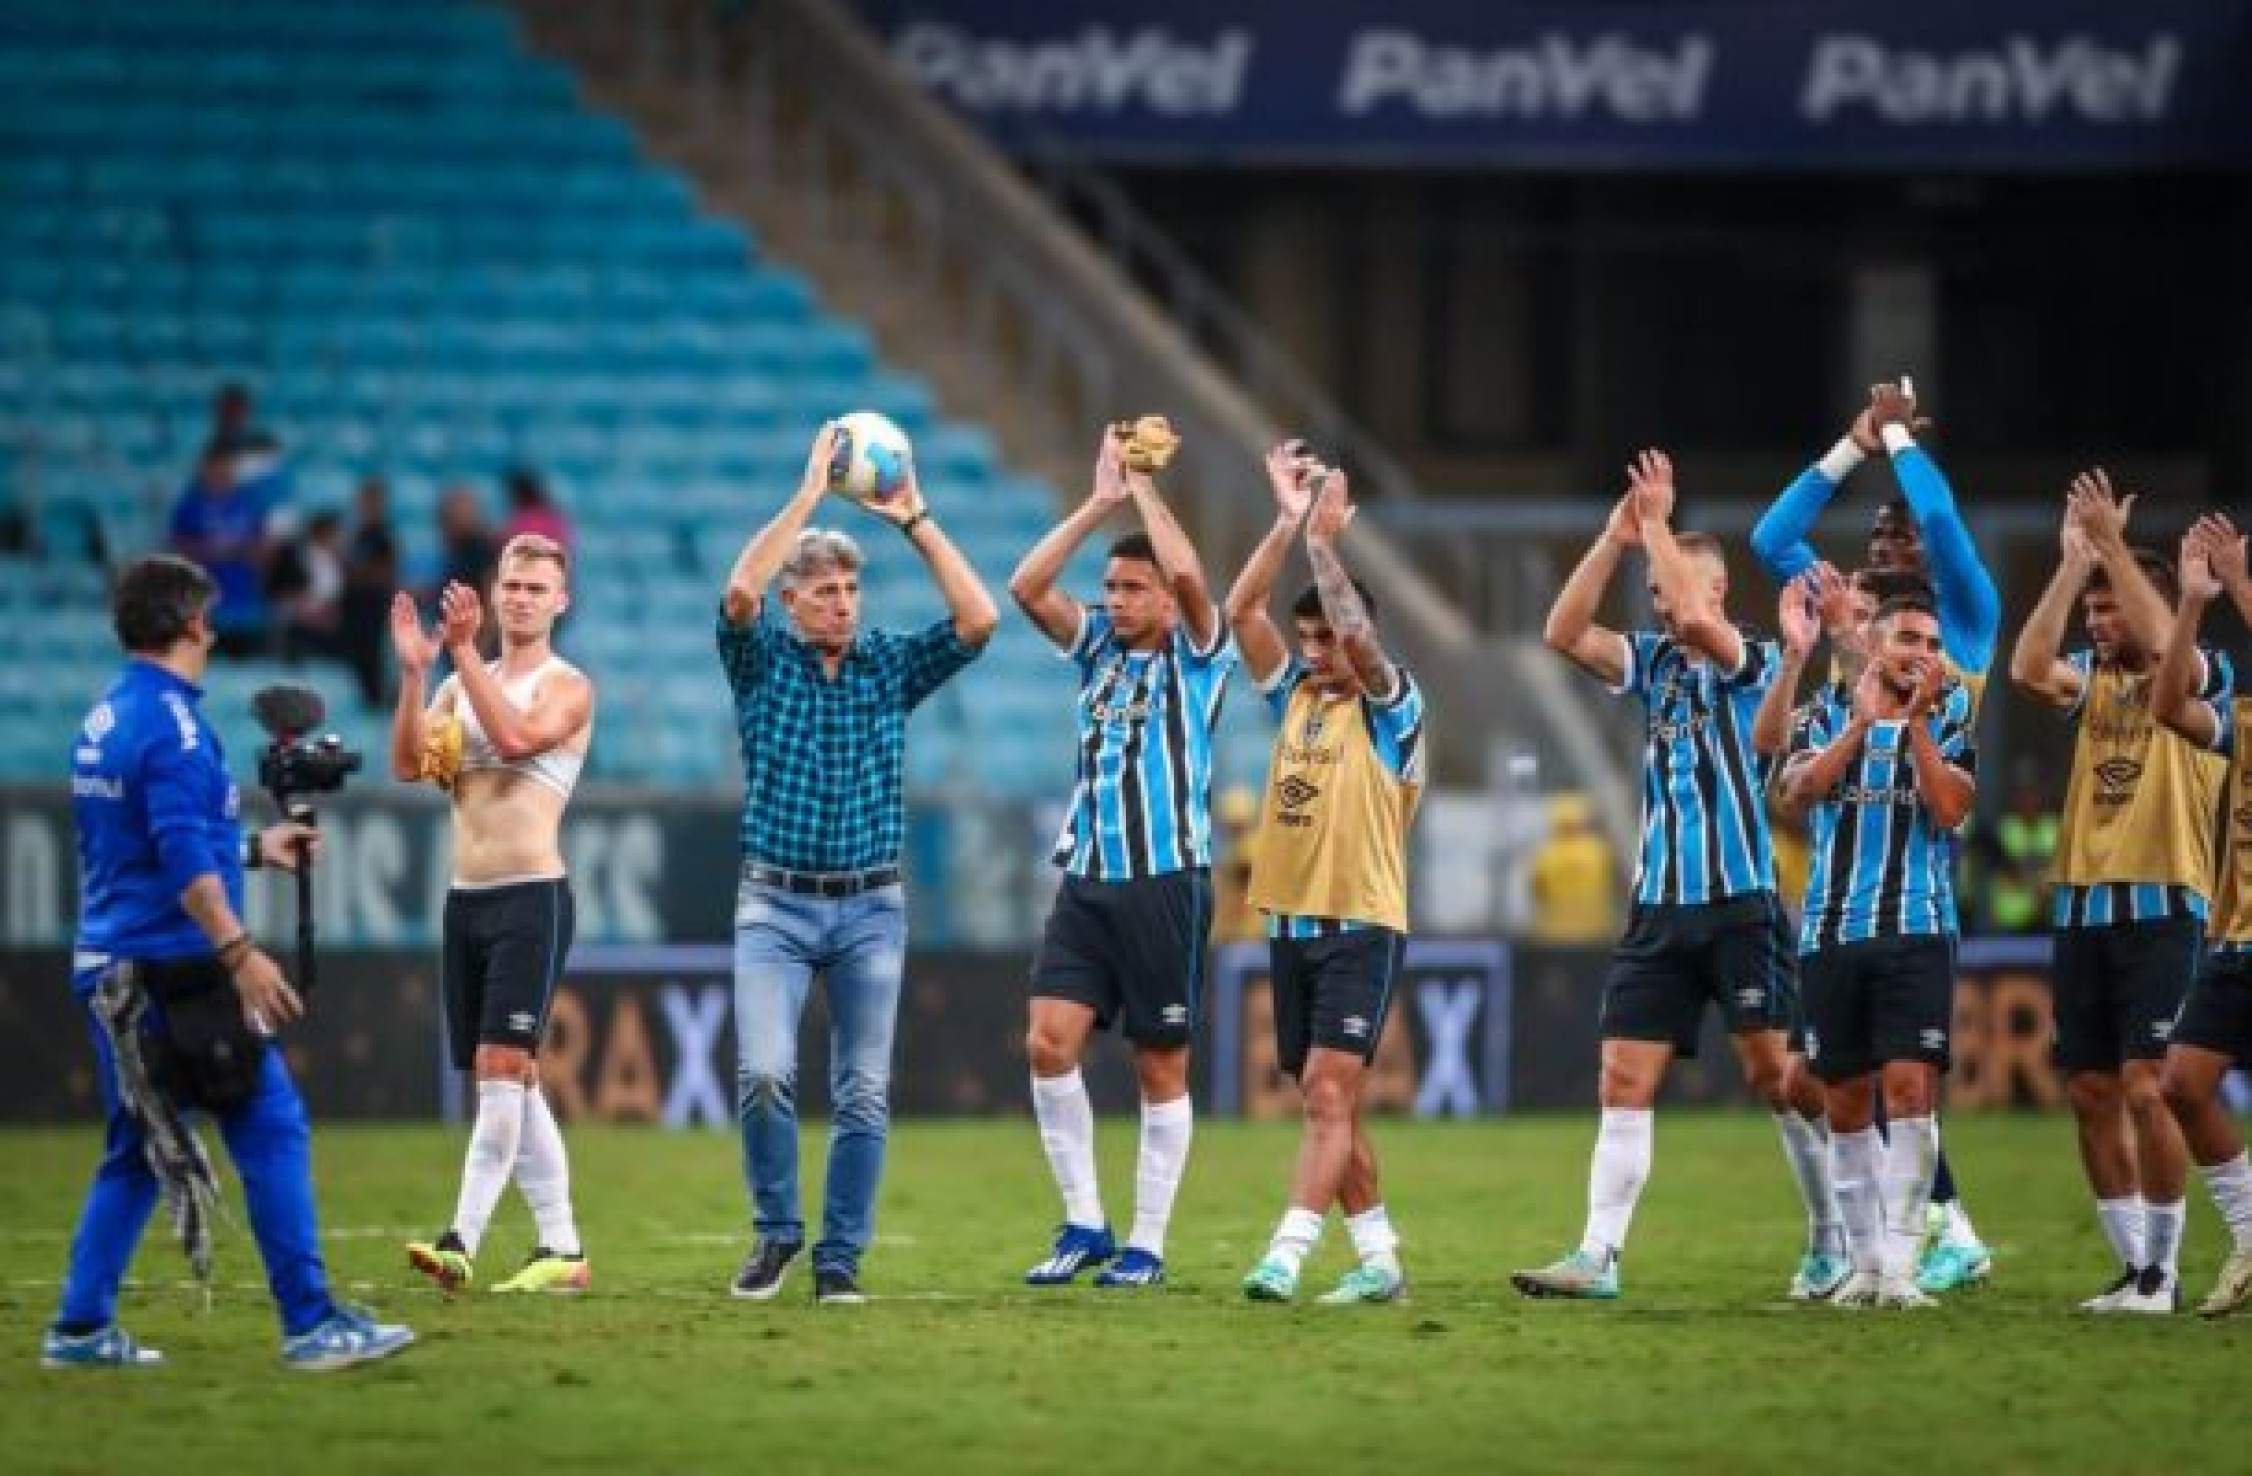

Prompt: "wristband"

[1815,436,1865,484]
[215,934,251,967]
[899,510,930,539]
[243,833,263,870]
[1880,424,1916,454]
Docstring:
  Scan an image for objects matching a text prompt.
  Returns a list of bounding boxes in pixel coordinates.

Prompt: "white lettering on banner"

[892,23,1252,116]
[1414,979,1482,1118]
[353,811,407,941]
[565,816,664,944]
[5,815,60,944]
[1802,35,2181,125]
[1339,30,1712,121]
[659,983,731,1128]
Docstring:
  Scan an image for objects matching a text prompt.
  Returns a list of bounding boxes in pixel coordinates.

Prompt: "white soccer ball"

[826,411,914,505]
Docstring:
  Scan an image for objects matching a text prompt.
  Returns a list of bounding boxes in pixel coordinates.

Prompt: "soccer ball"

[826,411,914,504]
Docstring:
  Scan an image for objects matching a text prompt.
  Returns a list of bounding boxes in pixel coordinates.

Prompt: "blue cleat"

[40,1324,163,1370]
[1916,1240,1993,1295]
[1789,1250,1853,1302]
[281,1305,415,1372]
[1094,1248,1165,1288]
[1024,1223,1116,1286]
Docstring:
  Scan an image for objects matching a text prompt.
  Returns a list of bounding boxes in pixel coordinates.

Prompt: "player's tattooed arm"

[2151,526,2223,749]
[1224,442,1316,685]
[2008,506,2097,711]
[1303,470,1396,698]
[726,422,842,625]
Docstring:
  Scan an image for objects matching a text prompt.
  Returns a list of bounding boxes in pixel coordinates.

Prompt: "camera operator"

[42,554,414,1372]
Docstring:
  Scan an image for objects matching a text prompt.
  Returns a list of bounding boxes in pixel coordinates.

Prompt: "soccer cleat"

[1510,1249,1619,1301]
[1093,1248,1165,1288]
[492,1248,591,1295]
[1915,1240,1992,1295]
[2198,1249,2252,1319]
[1788,1250,1852,1302]
[1241,1254,1299,1303]
[813,1267,866,1305]
[1877,1275,1935,1309]
[1318,1263,1407,1305]
[1830,1270,1882,1307]
[40,1324,163,1370]
[1024,1223,1116,1286]
[731,1238,802,1301]
[2104,1266,2180,1315]
[405,1233,473,1297]
[281,1306,415,1372]
[2078,1267,2139,1313]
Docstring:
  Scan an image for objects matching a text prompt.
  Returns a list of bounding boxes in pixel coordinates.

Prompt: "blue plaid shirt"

[716,604,981,872]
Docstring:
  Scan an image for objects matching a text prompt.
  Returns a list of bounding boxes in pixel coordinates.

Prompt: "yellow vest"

[1246,683,1420,932]
[2054,661,2228,894]
[2215,698,2252,945]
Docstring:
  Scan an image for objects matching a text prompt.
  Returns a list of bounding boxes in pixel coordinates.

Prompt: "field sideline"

[1,1114,2246,1473]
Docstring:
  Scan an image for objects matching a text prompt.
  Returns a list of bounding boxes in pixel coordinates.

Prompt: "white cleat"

[1877,1275,1934,1309]
[2104,1269,2179,1316]
[1830,1270,1882,1308]
[2079,1267,2139,1313]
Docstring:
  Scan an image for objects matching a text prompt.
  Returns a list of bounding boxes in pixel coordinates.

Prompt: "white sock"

[451,1079,526,1257]
[514,1084,581,1257]
[2144,1198,2186,1279]
[1030,1070,1105,1228]
[2198,1153,2252,1252]
[1267,1206,1324,1274]
[2096,1195,2146,1270]
[1941,1199,1983,1250]
[1830,1127,1884,1274]
[1774,1111,1846,1258]
[1579,1108,1653,1262]
[1345,1205,1401,1275]
[1878,1115,1938,1281]
[1127,1094,1194,1256]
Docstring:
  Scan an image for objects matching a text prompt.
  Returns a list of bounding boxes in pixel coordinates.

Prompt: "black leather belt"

[745,863,902,898]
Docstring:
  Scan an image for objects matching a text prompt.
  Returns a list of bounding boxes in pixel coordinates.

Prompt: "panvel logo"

[892,23,1251,115]
[1338,29,1713,122]
[1803,34,2182,127]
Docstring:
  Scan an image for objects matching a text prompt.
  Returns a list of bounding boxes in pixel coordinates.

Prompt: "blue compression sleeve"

[1887,439,2000,675]
[1749,465,1836,585]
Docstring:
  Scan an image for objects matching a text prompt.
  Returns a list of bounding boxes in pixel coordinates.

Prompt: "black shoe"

[436,1229,467,1255]
[813,1267,866,1305]
[731,1239,801,1301]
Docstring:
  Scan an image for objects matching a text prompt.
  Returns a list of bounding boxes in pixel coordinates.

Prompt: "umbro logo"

[1277,775,1321,811]
[2092,756,2142,803]
[1734,988,1765,1010]
[508,1011,538,1034]
[1341,1015,1370,1039]
[1920,1028,1947,1053]
[2153,1019,2175,1043]
[1160,1004,1188,1026]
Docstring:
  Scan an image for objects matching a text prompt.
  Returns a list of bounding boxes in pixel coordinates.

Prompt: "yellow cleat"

[492,1250,591,1296]
[406,1239,473,1297]
[2199,1248,2252,1319]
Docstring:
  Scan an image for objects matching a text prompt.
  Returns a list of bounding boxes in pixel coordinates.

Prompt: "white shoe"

[2079,1267,2139,1313]
[1830,1270,1881,1307]
[1877,1275,1934,1309]
[2105,1268,2179,1316]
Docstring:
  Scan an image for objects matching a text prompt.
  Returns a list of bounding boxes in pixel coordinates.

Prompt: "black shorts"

[2051,916,2202,1074]
[1030,869,1212,1047]
[1270,926,1407,1077]
[2170,947,2252,1063]
[442,878,576,1071]
[1800,935,1956,1084]
[1599,891,1797,1058]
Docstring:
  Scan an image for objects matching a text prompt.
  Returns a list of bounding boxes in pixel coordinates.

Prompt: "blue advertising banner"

[853,0,2252,169]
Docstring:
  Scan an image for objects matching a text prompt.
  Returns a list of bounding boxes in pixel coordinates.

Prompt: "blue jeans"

[733,878,907,1274]
[57,980,336,1338]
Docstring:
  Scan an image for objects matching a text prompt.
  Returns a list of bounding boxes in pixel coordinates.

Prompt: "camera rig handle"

[289,800,317,1000]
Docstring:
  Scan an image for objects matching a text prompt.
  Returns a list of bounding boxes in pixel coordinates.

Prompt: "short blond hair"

[500,533,569,578]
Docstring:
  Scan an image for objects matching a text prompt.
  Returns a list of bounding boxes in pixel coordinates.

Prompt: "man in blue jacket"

[43,554,414,1371]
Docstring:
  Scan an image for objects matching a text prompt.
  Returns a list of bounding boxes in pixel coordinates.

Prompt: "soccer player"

[1008,428,1236,1289]
[2010,476,2233,1313]
[1225,446,1424,1305]
[1776,594,1975,1307]
[2150,515,2252,1317]
[391,535,596,1296]
[1516,449,1842,1302]
[1752,380,1996,1291]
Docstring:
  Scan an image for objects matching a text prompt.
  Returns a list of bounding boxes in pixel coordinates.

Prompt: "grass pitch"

[1,1113,2246,1474]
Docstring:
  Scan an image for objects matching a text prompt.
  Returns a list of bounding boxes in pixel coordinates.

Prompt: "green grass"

[1,1114,2246,1473]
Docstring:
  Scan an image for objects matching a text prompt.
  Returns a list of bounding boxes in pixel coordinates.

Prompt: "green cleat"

[492,1248,591,1296]
[1510,1248,1619,1301]
[1317,1263,1407,1305]
[1241,1255,1299,1303]
[1914,1240,1992,1295]
[405,1238,473,1297]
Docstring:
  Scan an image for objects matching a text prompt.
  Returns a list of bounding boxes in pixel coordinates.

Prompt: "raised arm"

[1129,467,1219,651]
[2197,512,2252,630]
[1302,470,1394,696]
[2069,468,2171,660]
[1900,660,1975,831]
[1867,382,1998,673]
[437,584,592,761]
[724,424,839,626]
[1634,449,1744,672]
[1751,410,1873,583]
[1755,572,1822,757]
[860,461,998,647]
[2151,529,2223,749]
[2008,516,2096,711]
[388,590,447,780]
[1223,442,1315,685]
[1008,432,1131,648]
[1543,492,1638,688]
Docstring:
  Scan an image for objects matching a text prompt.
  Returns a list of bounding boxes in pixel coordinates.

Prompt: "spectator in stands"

[435,485,498,599]
[340,476,400,705]
[1982,761,2060,935]
[168,442,274,657]
[1527,792,1620,945]
[273,511,346,665]
[209,382,291,506]
[500,467,572,552]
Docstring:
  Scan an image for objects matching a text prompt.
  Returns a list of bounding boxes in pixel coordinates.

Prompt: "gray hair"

[778,528,864,591]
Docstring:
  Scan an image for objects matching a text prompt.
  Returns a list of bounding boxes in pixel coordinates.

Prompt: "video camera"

[250,684,362,998]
